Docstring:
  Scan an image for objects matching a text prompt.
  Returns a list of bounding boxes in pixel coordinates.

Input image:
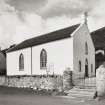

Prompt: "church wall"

[7,48,31,76]
[32,38,73,75]
[73,23,95,77]
[7,37,73,76]
[6,23,95,77]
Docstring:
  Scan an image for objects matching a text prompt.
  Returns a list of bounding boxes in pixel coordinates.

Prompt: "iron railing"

[72,72,96,88]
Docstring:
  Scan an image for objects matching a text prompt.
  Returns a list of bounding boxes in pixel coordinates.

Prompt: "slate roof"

[7,24,80,52]
[1,49,8,57]
[91,26,105,50]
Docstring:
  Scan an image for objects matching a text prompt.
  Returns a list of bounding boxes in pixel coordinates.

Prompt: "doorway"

[85,59,88,77]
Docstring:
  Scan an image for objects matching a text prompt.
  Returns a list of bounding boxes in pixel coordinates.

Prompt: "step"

[78,82,96,85]
[67,87,96,99]
[68,89,95,95]
[68,92,94,97]
[75,86,96,90]
[72,88,96,92]
[68,93,94,99]
[68,90,95,94]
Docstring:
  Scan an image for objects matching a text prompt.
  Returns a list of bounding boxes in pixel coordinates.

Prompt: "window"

[40,49,47,69]
[19,53,24,70]
[79,61,81,72]
[91,64,93,73]
[85,42,88,55]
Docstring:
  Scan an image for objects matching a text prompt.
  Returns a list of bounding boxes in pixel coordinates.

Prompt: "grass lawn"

[0,86,105,105]
[0,86,34,94]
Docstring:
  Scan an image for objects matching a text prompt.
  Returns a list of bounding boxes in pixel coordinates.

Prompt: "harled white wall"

[73,23,95,77]
[7,48,31,76]
[7,23,94,76]
[7,37,73,76]
[32,38,73,75]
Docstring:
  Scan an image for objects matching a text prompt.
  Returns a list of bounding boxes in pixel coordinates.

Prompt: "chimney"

[83,12,88,25]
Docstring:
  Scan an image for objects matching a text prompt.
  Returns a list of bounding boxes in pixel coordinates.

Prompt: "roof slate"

[7,24,80,52]
[91,26,105,50]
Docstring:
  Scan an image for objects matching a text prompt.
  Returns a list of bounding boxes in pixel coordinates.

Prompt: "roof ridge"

[7,24,80,53]
[91,26,105,35]
[91,26,105,50]
[23,24,80,42]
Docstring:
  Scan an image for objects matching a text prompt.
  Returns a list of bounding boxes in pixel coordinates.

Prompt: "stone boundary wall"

[0,75,63,90]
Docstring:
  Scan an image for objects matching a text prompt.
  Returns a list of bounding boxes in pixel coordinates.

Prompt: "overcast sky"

[0,0,105,49]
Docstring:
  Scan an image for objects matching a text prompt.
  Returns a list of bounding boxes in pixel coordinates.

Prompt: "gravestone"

[63,68,73,90]
[96,65,105,97]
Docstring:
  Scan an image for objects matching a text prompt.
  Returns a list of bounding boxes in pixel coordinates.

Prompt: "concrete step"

[68,92,94,97]
[75,85,96,89]
[69,88,96,93]
[79,88,95,91]
[67,87,96,99]
[68,93,94,99]
[68,88,95,94]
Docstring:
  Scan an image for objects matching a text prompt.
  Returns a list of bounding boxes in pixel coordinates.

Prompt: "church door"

[85,59,88,77]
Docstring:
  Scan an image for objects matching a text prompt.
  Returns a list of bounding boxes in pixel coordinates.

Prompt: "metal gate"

[73,72,96,88]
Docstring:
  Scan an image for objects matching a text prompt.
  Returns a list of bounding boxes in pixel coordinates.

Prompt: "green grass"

[0,86,36,95]
[0,86,67,96]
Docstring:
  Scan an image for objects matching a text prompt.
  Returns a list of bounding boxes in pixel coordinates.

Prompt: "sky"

[0,0,105,49]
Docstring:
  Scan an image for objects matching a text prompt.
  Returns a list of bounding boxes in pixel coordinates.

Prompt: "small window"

[19,53,24,70]
[85,42,88,55]
[79,61,81,72]
[91,64,93,73]
[40,49,47,69]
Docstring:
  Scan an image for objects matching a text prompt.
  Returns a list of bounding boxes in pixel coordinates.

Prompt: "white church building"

[6,23,80,76]
[6,17,104,79]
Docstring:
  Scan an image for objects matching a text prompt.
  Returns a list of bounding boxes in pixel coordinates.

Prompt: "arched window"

[40,49,47,69]
[79,61,81,72]
[19,53,24,70]
[85,42,88,55]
